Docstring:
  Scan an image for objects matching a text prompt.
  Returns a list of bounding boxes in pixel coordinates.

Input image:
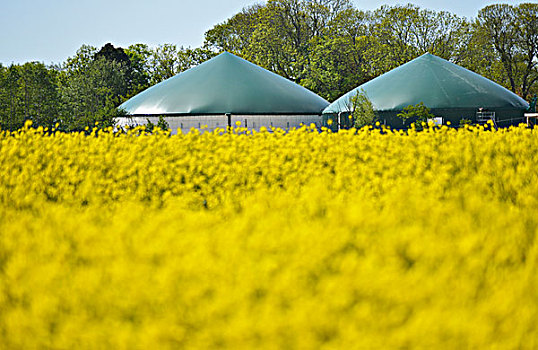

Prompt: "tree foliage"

[397,102,435,130]
[476,4,538,99]
[0,62,60,130]
[59,57,129,131]
[349,90,376,128]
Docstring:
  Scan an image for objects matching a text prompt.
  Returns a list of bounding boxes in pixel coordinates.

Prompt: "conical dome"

[121,52,328,115]
[324,53,528,114]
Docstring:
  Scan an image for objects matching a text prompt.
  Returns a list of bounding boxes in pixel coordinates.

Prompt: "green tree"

[302,8,373,100]
[515,3,538,99]
[451,21,505,83]
[477,3,538,98]
[0,63,60,131]
[244,0,312,83]
[149,44,216,85]
[59,56,129,131]
[61,44,98,76]
[204,0,352,85]
[18,62,60,128]
[177,47,217,74]
[369,5,468,72]
[149,44,181,84]
[0,64,24,130]
[397,102,435,130]
[478,5,519,93]
[144,116,170,133]
[156,115,170,131]
[349,90,377,128]
[204,4,263,54]
[125,43,152,96]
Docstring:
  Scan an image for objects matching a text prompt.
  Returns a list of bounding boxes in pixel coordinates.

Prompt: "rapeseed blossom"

[0,123,538,348]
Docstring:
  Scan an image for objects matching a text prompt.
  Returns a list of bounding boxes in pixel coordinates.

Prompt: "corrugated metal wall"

[116,115,323,134]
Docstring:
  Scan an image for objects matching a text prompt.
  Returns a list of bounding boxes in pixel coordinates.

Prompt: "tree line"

[0,1,536,131]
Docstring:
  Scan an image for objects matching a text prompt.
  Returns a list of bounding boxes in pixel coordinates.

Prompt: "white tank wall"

[116,115,323,134]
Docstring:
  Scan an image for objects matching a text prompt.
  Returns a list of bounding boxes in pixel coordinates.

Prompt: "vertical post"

[226,113,231,129]
[338,112,342,131]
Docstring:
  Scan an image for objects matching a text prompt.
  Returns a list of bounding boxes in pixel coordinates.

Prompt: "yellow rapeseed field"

[1,121,538,349]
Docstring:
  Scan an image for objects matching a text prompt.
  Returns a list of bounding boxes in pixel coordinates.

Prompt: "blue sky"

[0,0,531,65]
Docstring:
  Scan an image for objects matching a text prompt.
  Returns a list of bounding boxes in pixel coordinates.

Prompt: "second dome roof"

[324,53,529,114]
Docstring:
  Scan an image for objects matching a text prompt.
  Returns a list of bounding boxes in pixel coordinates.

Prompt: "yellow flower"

[0,123,536,349]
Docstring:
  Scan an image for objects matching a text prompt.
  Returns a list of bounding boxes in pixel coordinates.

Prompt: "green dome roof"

[120,52,328,115]
[324,53,529,114]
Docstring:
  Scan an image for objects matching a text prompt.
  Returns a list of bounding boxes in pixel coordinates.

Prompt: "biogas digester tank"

[323,53,529,129]
[118,52,329,133]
